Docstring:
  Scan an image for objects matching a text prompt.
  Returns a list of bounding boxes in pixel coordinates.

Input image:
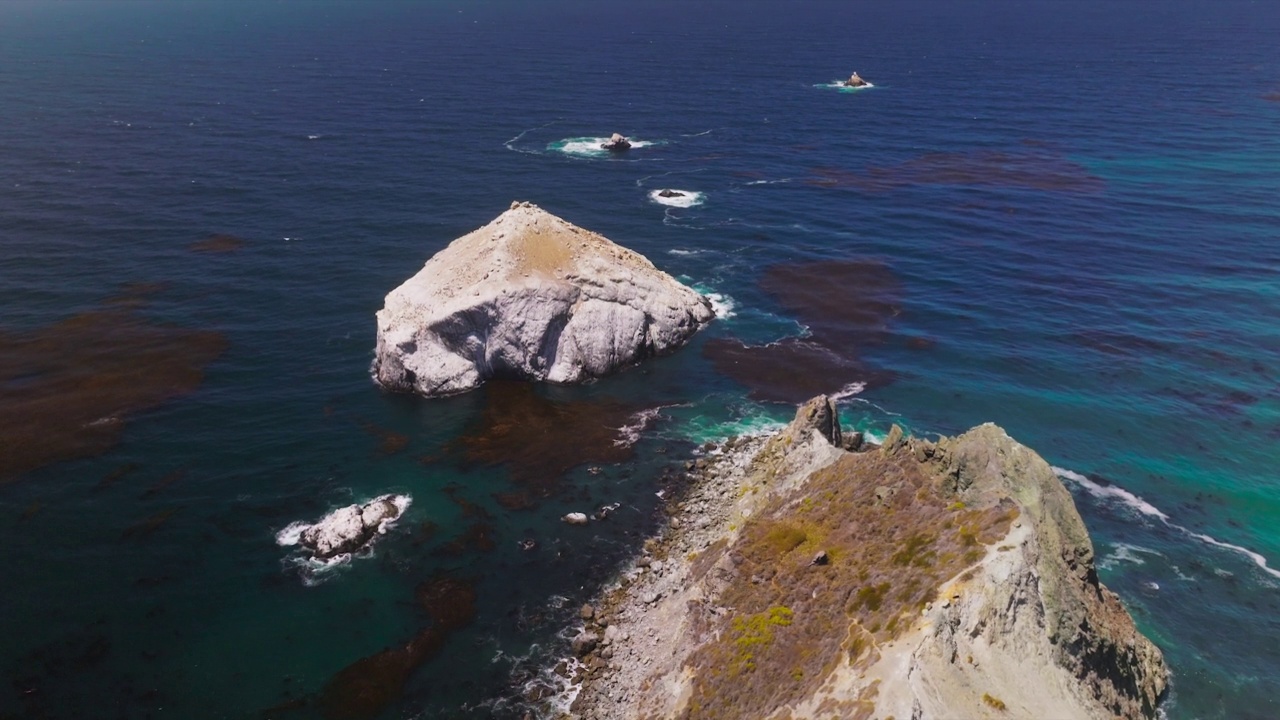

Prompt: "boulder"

[572,631,601,656]
[845,72,869,87]
[657,189,685,198]
[373,202,714,397]
[297,495,408,559]
[601,133,631,151]
[562,512,590,526]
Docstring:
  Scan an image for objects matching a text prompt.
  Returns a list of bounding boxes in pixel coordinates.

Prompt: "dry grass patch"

[679,448,1018,719]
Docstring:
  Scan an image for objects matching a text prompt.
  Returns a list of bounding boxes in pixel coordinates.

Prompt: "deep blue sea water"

[2,1,1279,718]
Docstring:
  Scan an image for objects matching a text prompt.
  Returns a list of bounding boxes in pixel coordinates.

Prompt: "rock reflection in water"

[704,260,902,403]
[807,149,1103,193]
[0,292,226,481]
[450,381,643,498]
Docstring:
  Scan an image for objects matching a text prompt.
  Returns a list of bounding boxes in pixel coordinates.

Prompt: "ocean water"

[1,1,1278,718]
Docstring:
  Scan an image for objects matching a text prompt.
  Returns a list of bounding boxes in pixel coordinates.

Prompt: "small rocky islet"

[368,204,1167,718]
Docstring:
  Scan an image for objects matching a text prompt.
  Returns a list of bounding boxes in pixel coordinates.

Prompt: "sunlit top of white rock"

[373,201,714,397]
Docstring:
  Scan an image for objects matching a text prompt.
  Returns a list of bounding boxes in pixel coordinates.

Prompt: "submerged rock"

[286,494,410,559]
[373,202,713,397]
[601,133,631,151]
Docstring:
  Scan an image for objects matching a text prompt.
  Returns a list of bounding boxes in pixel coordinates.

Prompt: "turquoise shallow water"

[1,1,1279,718]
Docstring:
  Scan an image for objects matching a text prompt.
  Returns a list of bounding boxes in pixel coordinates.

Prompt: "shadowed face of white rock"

[373,201,714,396]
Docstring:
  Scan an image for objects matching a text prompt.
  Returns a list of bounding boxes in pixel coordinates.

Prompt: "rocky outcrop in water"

[601,133,631,151]
[844,71,870,87]
[373,202,713,397]
[551,396,1167,720]
[284,494,410,559]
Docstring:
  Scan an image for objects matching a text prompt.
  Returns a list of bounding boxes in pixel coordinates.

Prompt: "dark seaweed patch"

[317,576,477,720]
[449,381,644,498]
[189,233,245,253]
[807,149,1103,193]
[361,421,409,455]
[120,508,178,541]
[704,260,902,403]
[704,338,887,403]
[0,295,226,481]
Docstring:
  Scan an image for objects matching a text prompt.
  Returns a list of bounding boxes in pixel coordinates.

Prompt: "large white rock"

[373,202,715,396]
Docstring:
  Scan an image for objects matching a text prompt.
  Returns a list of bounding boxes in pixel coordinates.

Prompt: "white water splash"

[550,136,659,158]
[704,292,736,319]
[615,408,663,447]
[648,188,705,207]
[830,382,867,401]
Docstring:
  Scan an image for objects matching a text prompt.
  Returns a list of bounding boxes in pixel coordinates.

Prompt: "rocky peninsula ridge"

[543,397,1167,720]
[373,202,714,397]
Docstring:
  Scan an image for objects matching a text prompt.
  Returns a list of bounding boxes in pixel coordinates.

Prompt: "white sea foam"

[667,248,707,256]
[1053,467,1280,581]
[503,119,561,155]
[274,521,310,547]
[1183,530,1280,580]
[648,188,705,207]
[1098,542,1163,571]
[551,136,657,157]
[816,81,877,92]
[831,382,867,401]
[615,408,663,447]
[705,292,736,319]
[744,178,797,186]
[1051,467,1169,521]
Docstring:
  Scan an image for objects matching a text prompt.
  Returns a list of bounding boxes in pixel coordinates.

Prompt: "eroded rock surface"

[552,396,1167,720]
[374,202,713,397]
[281,494,411,560]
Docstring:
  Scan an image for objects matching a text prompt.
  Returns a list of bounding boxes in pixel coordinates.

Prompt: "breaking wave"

[1053,467,1280,580]
[549,136,658,158]
[648,189,705,207]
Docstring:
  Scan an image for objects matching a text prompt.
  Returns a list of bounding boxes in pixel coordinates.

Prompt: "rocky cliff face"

[553,397,1167,720]
[373,202,714,397]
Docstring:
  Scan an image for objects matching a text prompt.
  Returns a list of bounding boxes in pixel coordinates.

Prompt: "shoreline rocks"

[373,202,714,397]
[539,397,1167,719]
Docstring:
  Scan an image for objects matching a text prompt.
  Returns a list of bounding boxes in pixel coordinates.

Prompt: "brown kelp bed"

[316,575,479,720]
[704,260,903,403]
[188,233,246,253]
[0,289,226,481]
[677,447,1016,719]
[447,381,650,505]
[805,148,1104,193]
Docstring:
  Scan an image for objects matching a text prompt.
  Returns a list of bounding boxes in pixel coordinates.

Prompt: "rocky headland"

[540,397,1167,719]
[373,202,714,397]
